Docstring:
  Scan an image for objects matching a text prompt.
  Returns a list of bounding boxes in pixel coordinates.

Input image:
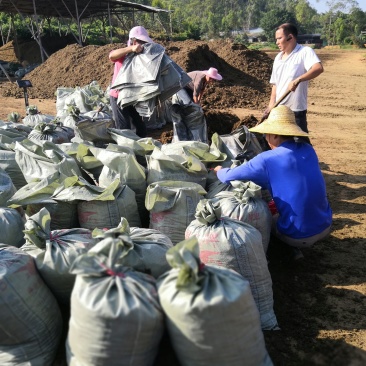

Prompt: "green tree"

[294,0,319,33]
[260,9,297,40]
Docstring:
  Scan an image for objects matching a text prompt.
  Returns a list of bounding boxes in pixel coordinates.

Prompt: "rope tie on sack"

[101,263,125,278]
[49,232,63,245]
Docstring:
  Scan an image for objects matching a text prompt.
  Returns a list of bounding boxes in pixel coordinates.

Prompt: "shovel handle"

[258,79,302,124]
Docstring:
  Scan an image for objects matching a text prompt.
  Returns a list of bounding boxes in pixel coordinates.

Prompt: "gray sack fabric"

[67,236,164,366]
[0,245,62,365]
[157,238,273,366]
[185,199,278,330]
[113,43,191,118]
[146,147,207,188]
[21,207,97,304]
[0,208,25,247]
[92,217,173,278]
[146,180,207,245]
[210,180,272,253]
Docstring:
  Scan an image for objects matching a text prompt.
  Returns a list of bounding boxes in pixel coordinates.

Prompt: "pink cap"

[204,67,222,81]
[129,26,153,44]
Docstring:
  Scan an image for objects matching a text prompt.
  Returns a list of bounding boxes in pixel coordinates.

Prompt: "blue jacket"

[217,140,332,239]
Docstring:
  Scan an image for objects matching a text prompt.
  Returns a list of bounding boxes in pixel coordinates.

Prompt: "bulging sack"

[146,180,206,245]
[67,236,164,366]
[185,199,278,330]
[0,208,25,247]
[157,238,273,366]
[211,180,272,253]
[0,245,62,365]
[21,207,97,303]
[92,217,173,278]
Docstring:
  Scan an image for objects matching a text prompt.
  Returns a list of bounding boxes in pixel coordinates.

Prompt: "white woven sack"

[78,184,141,229]
[21,207,97,304]
[146,180,207,245]
[90,146,147,223]
[0,150,27,189]
[146,147,207,188]
[56,87,75,119]
[186,200,278,330]
[66,239,164,366]
[22,112,54,128]
[157,238,273,366]
[93,218,173,278]
[0,245,62,365]
[14,139,81,184]
[0,167,16,207]
[212,181,272,253]
[0,208,25,247]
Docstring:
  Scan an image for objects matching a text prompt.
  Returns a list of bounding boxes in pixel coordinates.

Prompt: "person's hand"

[289,78,302,91]
[213,165,222,173]
[131,44,144,54]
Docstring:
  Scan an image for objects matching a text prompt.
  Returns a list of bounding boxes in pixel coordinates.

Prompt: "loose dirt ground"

[0,46,365,365]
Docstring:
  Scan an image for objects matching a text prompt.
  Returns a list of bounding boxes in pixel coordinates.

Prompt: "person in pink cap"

[185,67,222,104]
[108,26,153,136]
[170,67,223,142]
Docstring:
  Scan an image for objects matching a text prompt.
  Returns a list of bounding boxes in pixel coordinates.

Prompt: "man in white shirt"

[264,23,324,142]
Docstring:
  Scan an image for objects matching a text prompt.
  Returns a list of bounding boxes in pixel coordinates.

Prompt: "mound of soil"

[0,38,271,141]
[1,39,272,110]
[0,36,79,65]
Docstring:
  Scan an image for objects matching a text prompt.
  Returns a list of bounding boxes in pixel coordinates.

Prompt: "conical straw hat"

[250,105,309,137]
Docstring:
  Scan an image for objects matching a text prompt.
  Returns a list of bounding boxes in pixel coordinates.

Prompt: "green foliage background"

[0,0,365,47]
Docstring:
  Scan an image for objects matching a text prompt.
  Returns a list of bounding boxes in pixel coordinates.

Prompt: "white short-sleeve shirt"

[270,44,321,111]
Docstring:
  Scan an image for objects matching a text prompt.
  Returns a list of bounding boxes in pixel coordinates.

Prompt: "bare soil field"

[0,43,365,365]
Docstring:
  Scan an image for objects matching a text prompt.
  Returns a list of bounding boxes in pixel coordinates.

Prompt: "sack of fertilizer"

[0,207,25,247]
[146,146,207,188]
[0,244,63,365]
[66,236,164,366]
[21,207,97,304]
[0,149,27,190]
[56,87,75,122]
[92,217,173,278]
[0,167,16,207]
[211,125,263,164]
[62,105,85,129]
[22,105,54,127]
[49,176,141,229]
[28,121,72,144]
[82,103,112,120]
[161,140,226,165]
[14,139,81,184]
[64,81,108,115]
[89,145,147,226]
[8,173,79,230]
[74,115,115,146]
[210,180,272,253]
[145,180,207,245]
[185,199,278,330]
[157,238,273,366]
[108,129,162,167]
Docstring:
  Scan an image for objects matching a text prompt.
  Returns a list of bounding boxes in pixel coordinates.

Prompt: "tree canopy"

[0,0,365,47]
